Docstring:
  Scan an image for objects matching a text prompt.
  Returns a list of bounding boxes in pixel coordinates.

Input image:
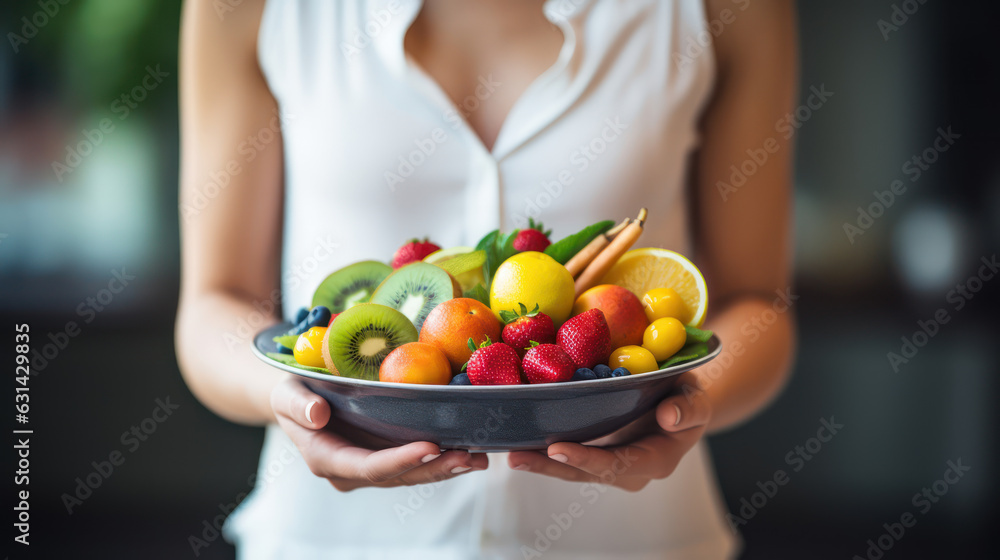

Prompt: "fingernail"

[513,464,529,471]
[304,401,316,424]
[421,453,441,464]
[673,404,682,426]
[451,466,471,474]
[550,453,568,463]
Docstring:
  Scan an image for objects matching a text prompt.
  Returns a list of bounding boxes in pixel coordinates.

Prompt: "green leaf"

[544,220,615,264]
[684,325,713,344]
[500,301,540,324]
[272,334,300,349]
[265,352,331,374]
[479,232,501,287]
[463,283,490,307]
[527,217,552,237]
[482,229,521,289]
[499,309,520,324]
[474,230,498,252]
[467,338,477,352]
[498,230,519,259]
[659,342,709,368]
[656,326,713,368]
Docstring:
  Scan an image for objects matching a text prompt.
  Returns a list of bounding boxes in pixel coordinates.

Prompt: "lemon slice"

[424,246,485,292]
[598,248,708,327]
[434,250,486,277]
[424,246,474,263]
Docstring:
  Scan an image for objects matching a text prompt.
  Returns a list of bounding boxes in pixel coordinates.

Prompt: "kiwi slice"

[311,261,392,313]
[370,262,460,331]
[320,324,340,375]
[326,303,417,380]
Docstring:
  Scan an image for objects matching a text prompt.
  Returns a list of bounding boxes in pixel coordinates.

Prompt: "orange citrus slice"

[598,248,708,327]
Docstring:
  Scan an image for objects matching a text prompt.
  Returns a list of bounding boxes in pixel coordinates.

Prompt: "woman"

[176,0,797,557]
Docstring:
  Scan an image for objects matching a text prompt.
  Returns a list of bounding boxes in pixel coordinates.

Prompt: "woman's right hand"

[270,378,488,491]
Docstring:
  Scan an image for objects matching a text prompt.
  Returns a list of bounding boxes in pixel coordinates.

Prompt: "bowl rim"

[253,322,721,392]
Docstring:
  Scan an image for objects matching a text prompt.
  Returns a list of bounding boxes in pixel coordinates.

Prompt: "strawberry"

[557,308,612,369]
[464,337,522,385]
[391,238,442,269]
[500,303,556,358]
[512,219,552,252]
[522,343,576,384]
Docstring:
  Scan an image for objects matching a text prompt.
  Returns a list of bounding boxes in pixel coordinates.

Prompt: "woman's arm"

[175,0,285,426]
[507,0,798,485]
[693,0,798,432]
[174,0,487,487]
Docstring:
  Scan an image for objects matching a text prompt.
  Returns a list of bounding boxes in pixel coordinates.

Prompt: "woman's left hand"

[507,372,711,492]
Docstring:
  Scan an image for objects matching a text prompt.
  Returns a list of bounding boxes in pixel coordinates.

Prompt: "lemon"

[599,248,709,327]
[489,251,575,325]
[642,317,686,362]
[609,345,659,374]
[641,288,687,323]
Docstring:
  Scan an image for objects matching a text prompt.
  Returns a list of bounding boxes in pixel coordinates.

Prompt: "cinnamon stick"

[573,208,646,297]
[565,218,630,278]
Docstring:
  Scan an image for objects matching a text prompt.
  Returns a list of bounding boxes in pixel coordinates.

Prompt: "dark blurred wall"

[711,2,999,557]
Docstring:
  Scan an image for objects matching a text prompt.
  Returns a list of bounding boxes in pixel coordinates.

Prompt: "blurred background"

[2,1,997,558]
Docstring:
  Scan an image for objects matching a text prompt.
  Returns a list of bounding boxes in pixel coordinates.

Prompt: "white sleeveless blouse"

[225,0,739,558]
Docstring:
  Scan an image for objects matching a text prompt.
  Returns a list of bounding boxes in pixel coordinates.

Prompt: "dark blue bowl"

[253,323,721,452]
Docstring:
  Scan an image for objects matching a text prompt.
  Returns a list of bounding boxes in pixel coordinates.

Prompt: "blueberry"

[276,343,293,355]
[593,364,613,379]
[449,373,471,385]
[292,306,309,325]
[288,306,332,335]
[288,317,310,336]
[306,306,332,329]
[611,367,630,377]
[571,368,597,381]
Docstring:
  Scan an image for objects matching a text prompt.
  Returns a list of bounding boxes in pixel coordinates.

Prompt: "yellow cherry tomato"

[293,327,328,368]
[642,317,687,362]
[641,288,690,324]
[609,345,658,375]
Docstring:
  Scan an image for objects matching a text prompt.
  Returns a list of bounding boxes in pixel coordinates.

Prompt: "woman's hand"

[506,372,710,492]
[271,378,488,492]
